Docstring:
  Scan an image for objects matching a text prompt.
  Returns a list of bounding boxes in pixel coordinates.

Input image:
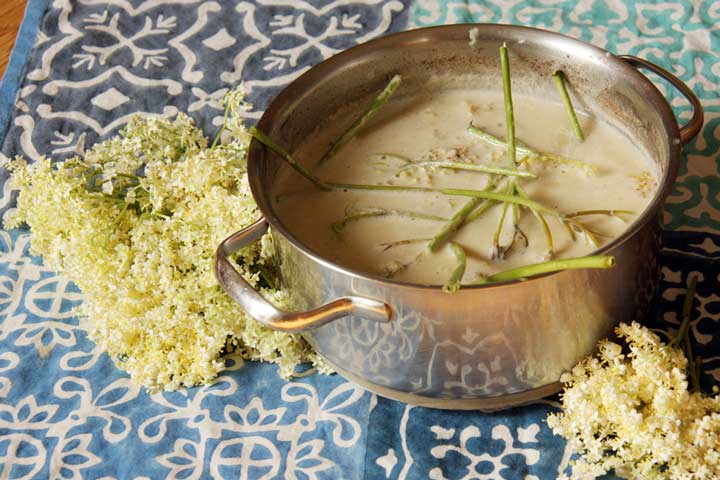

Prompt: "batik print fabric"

[0,1,718,479]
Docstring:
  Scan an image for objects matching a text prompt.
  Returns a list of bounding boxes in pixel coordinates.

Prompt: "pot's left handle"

[215,218,393,333]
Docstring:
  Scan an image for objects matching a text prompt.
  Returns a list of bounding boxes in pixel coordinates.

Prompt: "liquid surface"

[274,89,657,286]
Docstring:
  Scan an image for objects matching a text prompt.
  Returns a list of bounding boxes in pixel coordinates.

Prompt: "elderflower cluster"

[5,88,328,391]
[547,322,720,479]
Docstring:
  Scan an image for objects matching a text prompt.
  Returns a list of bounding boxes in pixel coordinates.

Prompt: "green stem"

[475,255,615,284]
[443,242,466,293]
[563,221,577,241]
[445,187,559,215]
[466,125,514,150]
[327,181,561,216]
[111,202,129,228]
[650,328,673,342]
[552,70,585,142]
[500,43,516,167]
[465,197,498,223]
[466,125,597,174]
[509,182,521,249]
[670,275,697,348]
[465,180,511,223]
[565,209,633,219]
[84,192,126,204]
[318,75,402,166]
[491,183,513,258]
[332,208,447,235]
[511,195,520,225]
[211,102,232,148]
[686,337,699,393]
[535,210,553,255]
[327,181,435,194]
[670,275,702,393]
[250,127,330,190]
[429,198,481,251]
[254,124,605,251]
[516,183,553,256]
[487,43,521,259]
[493,203,511,257]
[397,161,536,178]
[428,198,483,252]
[379,238,431,251]
[428,180,505,252]
[693,356,703,394]
[383,250,425,279]
[564,220,601,248]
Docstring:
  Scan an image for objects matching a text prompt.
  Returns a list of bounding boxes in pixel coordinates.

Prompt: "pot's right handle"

[618,55,704,145]
[215,218,392,333]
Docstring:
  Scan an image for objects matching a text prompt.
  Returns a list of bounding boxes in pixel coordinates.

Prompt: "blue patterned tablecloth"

[0,1,718,479]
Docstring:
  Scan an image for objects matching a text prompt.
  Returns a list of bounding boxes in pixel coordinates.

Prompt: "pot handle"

[618,55,703,146]
[215,218,392,333]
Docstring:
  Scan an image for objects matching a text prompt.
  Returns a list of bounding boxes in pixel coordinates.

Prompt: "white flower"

[101,180,114,195]
[6,87,327,391]
[547,322,720,479]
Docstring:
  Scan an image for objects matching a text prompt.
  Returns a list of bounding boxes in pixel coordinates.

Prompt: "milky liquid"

[274,89,657,285]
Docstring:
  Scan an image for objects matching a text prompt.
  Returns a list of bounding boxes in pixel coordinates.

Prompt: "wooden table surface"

[0,0,28,77]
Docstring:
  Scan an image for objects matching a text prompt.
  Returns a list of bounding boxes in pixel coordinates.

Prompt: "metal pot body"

[216,25,702,410]
[271,219,661,408]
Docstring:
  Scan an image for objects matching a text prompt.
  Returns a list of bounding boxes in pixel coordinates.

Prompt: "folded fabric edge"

[0,0,52,147]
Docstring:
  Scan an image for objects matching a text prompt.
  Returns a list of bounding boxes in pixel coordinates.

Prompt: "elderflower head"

[547,322,720,479]
[220,84,252,147]
[6,87,327,391]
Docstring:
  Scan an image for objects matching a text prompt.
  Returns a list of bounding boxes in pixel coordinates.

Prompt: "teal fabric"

[411,0,720,234]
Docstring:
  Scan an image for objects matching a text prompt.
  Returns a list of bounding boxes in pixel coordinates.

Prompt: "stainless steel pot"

[215,25,703,410]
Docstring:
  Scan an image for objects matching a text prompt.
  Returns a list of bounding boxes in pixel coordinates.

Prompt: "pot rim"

[250,23,683,291]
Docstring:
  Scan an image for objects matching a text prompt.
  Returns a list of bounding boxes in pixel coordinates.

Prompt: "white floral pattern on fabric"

[0,1,718,479]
